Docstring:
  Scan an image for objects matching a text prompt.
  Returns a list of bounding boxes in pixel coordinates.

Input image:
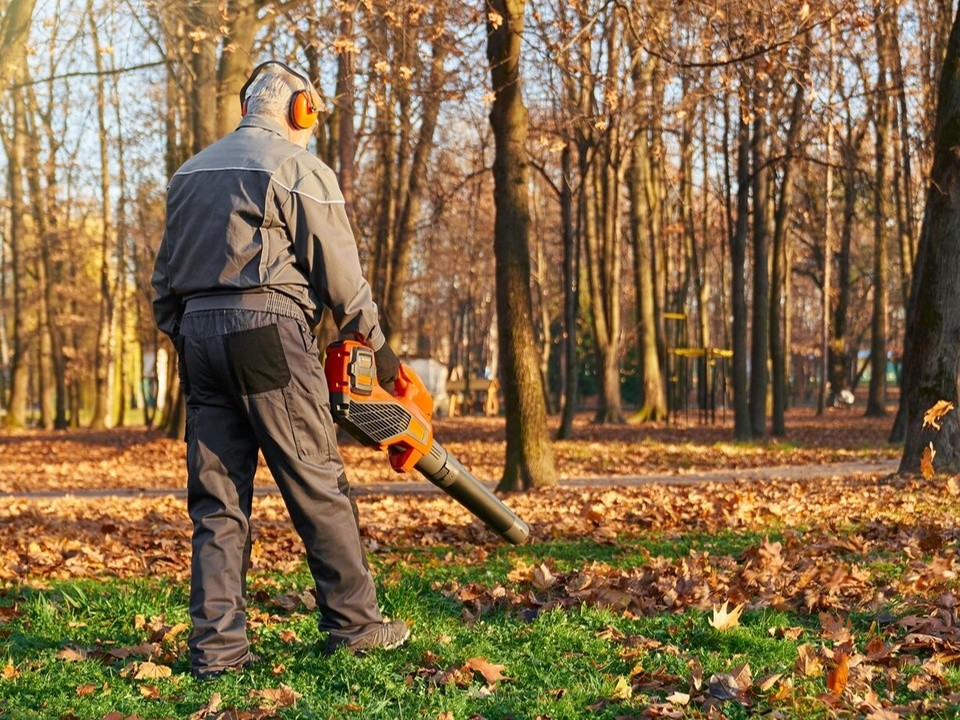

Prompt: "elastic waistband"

[183,292,305,322]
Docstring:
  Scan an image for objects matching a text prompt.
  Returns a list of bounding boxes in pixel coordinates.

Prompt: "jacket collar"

[237,114,288,139]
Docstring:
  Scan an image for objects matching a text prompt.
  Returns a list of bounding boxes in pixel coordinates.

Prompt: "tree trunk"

[215,0,259,139]
[190,0,218,153]
[629,126,667,423]
[899,4,960,474]
[749,103,771,439]
[818,24,837,416]
[557,141,579,439]
[336,3,359,235]
[867,4,891,417]
[731,114,752,440]
[88,2,114,429]
[2,87,31,428]
[770,44,808,435]
[23,86,56,429]
[487,0,556,491]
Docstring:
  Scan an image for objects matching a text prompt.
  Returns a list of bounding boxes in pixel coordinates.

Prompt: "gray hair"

[244,64,310,118]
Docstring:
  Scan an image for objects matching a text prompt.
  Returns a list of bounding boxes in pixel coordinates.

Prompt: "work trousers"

[178,301,383,674]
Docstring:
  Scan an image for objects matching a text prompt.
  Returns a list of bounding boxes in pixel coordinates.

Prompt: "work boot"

[192,652,260,680]
[324,620,411,655]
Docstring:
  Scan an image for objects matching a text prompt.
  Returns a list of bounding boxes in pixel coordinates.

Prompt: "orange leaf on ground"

[465,657,509,685]
[826,650,850,697]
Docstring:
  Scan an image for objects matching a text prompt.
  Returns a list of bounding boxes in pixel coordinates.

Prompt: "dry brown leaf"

[189,692,223,720]
[923,400,955,430]
[55,646,87,662]
[532,563,557,591]
[251,684,302,708]
[819,613,853,643]
[921,443,936,480]
[133,661,172,680]
[139,684,161,699]
[1,662,18,680]
[665,690,690,705]
[709,600,745,631]
[796,644,823,677]
[76,683,97,696]
[758,672,784,692]
[464,657,509,685]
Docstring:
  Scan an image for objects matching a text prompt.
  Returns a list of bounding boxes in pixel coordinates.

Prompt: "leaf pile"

[0,407,897,493]
[3,473,957,583]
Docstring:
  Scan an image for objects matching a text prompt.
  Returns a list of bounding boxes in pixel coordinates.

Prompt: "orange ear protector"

[239,60,319,130]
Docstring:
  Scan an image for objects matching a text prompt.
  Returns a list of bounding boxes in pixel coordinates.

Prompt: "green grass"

[0,532,957,719]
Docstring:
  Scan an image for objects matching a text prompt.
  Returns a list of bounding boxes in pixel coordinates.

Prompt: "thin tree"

[486,0,557,490]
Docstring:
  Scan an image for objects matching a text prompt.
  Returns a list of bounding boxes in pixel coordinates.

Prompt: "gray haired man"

[151,60,409,679]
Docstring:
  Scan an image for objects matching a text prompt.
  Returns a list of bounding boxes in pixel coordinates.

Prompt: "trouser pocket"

[224,324,291,394]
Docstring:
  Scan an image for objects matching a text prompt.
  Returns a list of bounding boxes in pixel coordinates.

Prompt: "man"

[151,61,409,679]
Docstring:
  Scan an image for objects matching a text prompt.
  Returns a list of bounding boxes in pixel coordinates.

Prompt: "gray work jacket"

[151,115,385,350]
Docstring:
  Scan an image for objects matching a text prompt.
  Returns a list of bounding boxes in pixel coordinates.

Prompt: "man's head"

[240,61,320,147]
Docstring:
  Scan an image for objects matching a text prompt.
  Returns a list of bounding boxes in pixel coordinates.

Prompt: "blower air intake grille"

[343,402,412,444]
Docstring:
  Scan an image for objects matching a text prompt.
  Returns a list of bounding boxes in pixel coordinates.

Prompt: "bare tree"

[487,0,557,490]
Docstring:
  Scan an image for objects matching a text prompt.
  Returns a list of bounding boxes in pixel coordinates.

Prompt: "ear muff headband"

[239,60,319,130]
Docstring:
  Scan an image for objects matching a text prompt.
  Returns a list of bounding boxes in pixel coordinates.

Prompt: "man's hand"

[374,343,400,394]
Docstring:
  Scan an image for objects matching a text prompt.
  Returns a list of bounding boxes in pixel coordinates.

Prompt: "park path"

[1,459,899,500]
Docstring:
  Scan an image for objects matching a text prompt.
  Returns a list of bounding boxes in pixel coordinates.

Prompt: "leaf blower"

[324,340,530,545]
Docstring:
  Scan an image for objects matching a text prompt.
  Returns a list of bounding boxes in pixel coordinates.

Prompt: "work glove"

[374,342,400,394]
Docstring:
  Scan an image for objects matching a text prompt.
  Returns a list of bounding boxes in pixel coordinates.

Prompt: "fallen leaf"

[532,563,557,591]
[56,646,87,662]
[608,675,632,700]
[709,601,745,631]
[189,692,222,720]
[251,684,301,708]
[133,661,172,680]
[921,443,936,480]
[796,644,823,676]
[826,650,849,697]
[758,672,783,692]
[665,690,690,705]
[1,662,18,680]
[76,683,97,696]
[465,657,509,686]
[139,684,161,699]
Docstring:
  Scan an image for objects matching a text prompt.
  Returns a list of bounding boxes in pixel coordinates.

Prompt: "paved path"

[2,459,900,500]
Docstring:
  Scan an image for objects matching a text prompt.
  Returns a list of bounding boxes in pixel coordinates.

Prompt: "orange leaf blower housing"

[324,340,529,544]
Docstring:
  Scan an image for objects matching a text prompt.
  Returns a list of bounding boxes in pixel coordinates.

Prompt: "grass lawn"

[3,524,960,720]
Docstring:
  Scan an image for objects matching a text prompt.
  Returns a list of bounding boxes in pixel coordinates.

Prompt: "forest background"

[0,0,956,478]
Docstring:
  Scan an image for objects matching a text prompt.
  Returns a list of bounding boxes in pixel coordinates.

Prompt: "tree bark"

[88,1,114,429]
[2,87,31,428]
[818,24,837,416]
[899,4,960,474]
[749,100,771,439]
[866,3,891,417]
[557,141,579,439]
[731,114,751,440]
[487,0,556,490]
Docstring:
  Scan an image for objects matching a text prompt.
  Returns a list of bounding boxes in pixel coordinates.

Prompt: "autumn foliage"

[1,410,959,717]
